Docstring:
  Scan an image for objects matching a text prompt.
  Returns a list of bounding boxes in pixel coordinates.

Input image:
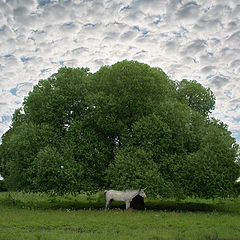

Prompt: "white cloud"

[0,0,240,143]
[209,75,230,89]
[181,39,207,56]
[177,2,201,21]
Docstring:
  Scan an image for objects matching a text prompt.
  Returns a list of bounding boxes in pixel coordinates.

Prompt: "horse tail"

[104,190,108,196]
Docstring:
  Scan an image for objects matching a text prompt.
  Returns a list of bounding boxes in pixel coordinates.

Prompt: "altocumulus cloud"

[0,0,240,142]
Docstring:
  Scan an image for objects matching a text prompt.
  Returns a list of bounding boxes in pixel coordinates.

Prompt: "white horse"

[104,188,147,210]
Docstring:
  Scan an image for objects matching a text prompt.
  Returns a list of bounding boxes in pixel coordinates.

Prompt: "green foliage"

[30,146,83,195]
[0,122,56,191]
[107,147,174,198]
[177,79,216,116]
[23,67,89,131]
[0,180,7,192]
[86,60,176,139]
[64,120,112,191]
[11,108,26,128]
[0,60,239,198]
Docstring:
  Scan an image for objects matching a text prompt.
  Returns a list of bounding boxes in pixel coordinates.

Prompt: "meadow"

[0,192,240,240]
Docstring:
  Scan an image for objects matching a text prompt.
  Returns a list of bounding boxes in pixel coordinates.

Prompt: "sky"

[0,0,240,143]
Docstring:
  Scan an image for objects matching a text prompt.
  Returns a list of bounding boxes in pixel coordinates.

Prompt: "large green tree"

[0,60,239,198]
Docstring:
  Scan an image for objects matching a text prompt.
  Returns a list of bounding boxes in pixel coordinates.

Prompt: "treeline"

[0,60,239,198]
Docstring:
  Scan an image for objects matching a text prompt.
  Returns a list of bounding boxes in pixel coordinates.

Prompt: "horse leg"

[105,199,111,210]
[125,200,131,210]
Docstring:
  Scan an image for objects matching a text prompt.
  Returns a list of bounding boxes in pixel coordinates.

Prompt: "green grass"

[0,192,240,240]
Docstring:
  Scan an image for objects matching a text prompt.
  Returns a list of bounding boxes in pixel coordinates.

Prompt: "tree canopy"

[0,60,239,198]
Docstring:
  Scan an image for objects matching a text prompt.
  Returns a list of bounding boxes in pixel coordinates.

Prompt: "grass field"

[0,192,240,240]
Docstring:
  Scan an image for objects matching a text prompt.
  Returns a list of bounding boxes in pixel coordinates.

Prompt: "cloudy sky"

[0,0,240,143]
